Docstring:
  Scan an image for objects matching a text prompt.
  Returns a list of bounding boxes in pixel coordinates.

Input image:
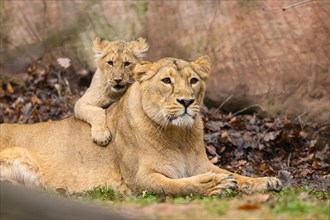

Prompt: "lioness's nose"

[177,99,194,108]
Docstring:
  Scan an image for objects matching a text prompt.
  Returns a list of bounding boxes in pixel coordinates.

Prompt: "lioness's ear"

[134,61,153,82]
[191,55,211,80]
[130,38,149,59]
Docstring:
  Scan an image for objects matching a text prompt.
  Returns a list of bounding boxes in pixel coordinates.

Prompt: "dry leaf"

[221,131,228,138]
[0,87,5,98]
[6,83,14,94]
[263,131,280,141]
[18,115,25,121]
[31,95,42,105]
[299,131,308,139]
[265,122,273,128]
[237,203,260,210]
[206,145,217,155]
[57,58,71,69]
[210,156,218,164]
[21,103,32,116]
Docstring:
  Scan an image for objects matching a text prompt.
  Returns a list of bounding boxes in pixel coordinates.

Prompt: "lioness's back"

[1,117,116,160]
[1,117,83,151]
[0,117,121,192]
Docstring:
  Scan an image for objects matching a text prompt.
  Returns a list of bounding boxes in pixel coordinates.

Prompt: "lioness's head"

[93,37,149,92]
[134,56,210,128]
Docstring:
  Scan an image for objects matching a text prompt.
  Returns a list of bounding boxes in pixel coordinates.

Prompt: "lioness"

[74,37,149,146]
[0,56,282,196]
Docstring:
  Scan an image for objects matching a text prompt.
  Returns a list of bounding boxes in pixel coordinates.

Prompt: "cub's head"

[93,37,149,92]
[134,56,210,128]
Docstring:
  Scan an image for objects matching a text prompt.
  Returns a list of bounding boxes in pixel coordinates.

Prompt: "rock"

[1,0,328,122]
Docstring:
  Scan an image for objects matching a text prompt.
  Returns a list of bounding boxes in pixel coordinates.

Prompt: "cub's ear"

[130,38,149,59]
[92,37,103,53]
[134,61,153,82]
[191,55,211,80]
[92,37,107,58]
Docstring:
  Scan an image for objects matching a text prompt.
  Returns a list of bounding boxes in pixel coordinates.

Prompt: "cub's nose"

[177,99,194,108]
[113,78,122,84]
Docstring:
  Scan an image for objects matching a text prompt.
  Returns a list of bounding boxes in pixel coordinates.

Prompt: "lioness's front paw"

[198,173,237,196]
[263,177,282,191]
[239,177,282,193]
[91,125,112,146]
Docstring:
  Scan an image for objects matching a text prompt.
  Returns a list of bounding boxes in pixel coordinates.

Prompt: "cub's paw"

[91,125,112,146]
[239,177,282,193]
[198,173,237,196]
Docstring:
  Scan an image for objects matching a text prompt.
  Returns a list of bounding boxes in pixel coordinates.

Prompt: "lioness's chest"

[159,150,200,179]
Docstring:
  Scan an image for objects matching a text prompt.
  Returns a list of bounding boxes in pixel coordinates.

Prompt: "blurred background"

[1,0,329,122]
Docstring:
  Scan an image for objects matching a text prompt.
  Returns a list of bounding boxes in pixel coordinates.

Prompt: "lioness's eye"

[124,62,131,67]
[162,77,172,84]
[190,77,199,84]
[107,61,113,66]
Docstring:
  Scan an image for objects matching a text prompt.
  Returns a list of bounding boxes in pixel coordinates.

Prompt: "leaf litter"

[203,112,329,191]
[0,61,329,191]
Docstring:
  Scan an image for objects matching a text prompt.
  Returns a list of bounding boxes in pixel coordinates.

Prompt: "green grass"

[83,186,122,201]
[76,186,330,219]
[273,200,329,217]
[273,186,329,200]
[271,187,330,218]
[127,190,162,205]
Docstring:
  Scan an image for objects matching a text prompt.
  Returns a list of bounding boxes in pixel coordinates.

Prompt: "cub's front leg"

[136,172,237,197]
[74,99,111,146]
[208,165,282,193]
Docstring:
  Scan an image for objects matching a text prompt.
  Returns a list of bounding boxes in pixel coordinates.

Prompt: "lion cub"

[74,37,149,146]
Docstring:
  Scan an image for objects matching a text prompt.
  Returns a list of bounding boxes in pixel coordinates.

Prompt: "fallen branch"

[230,104,265,118]
[294,111,307,131]
[212,95,233,117]
[262,0,314,13]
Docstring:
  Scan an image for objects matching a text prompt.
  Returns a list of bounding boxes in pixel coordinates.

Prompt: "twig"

[293,111,307,131]
[311,126,327,139]
[262,0,314,13]
[206,146,221,158]
[298,117,304,131]
[212,95,233,117]
[23,105,37,123]
[287,152,292,167]
[259,119,280,143]
[293,111,308,121]
[230,104,265,118]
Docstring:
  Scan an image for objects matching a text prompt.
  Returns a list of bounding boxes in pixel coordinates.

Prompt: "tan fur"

[74,37,149,146]
[0,57,282,196]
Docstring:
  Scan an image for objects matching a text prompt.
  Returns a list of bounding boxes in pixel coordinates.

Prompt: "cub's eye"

[190,77,199,84]
[161,77,172,84]
[124,62,131,67]
[107,61,113,66]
